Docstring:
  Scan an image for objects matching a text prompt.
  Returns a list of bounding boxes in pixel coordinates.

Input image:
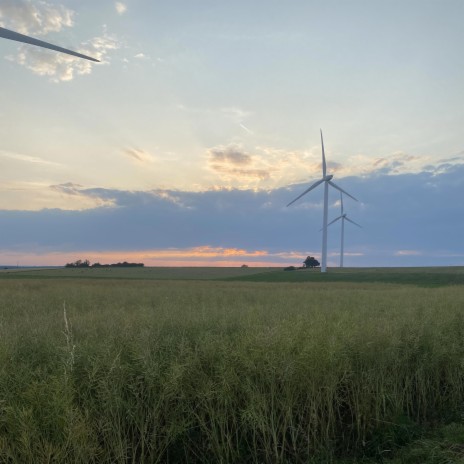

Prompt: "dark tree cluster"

[303,256,320,268]
[65,259,90,268]
[283,256,320,271]
[93,262,144,268]
[65,260,144,268]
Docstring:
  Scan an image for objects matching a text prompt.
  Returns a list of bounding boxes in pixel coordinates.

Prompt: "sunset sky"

[0,0,463,267]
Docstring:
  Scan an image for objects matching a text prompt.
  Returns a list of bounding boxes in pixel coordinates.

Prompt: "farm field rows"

[1,268,464,462]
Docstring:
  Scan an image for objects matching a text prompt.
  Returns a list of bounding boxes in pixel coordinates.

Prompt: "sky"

[0,0,463,267]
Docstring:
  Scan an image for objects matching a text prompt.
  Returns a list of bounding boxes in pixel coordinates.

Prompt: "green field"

[2,265,464,287]
[1,267,464,462]
[0,266,276,281]
[228,266,464,287]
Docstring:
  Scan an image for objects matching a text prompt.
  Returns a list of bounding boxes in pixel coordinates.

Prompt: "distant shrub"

[284,266,296,271]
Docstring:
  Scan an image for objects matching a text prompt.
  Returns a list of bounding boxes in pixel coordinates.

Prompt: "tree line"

[65,260,144,268]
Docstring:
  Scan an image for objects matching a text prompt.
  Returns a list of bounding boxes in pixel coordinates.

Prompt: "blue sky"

[0,0,463,266]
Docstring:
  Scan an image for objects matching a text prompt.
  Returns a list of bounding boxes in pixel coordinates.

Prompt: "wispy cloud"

[176,104,254,135]
[143,245,268,259]
[50,183,116,208]
[394,250,422,256]
[207,144,272,183]
[115,2,127,15]
[47,183,191,210]
[123,147,156,164]
[209,145,252,165]
[0,149,61,167]
[221,107,254,134]
[0,0,73,35]
[329,152,464,179]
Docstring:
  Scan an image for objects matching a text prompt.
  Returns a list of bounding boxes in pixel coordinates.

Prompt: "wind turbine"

[0,26,100,62]
[287,130,357,273]
[326,192,361,268]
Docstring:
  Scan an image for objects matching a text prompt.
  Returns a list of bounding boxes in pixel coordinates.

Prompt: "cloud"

[207,144,272,183]
[221,107,254,134]
[123,148,155,164]
[50,183,116,208]
[394,250,422,256]
[239,123,253,135]
[49,183,191,210]
[2,164,464,267]
[369,153,423,175]
[115,2,127,15]
[144,246,268,259]
[176,104,254,135]
[0,0,106,83]
[209,146,252,165]
[0,0,73,35]
[6,27,120,82]
[0,149,60,167]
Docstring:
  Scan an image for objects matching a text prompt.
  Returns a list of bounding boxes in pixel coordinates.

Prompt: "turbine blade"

[320,215,342,231]
[340,192,344,214]
[328,181,358,201]
[287,178,324,207]
[0,26,100,62]
[346,217,362,228]
[320,129,326,177]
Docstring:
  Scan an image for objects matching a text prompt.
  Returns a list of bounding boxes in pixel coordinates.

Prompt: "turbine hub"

[323,175,333,181]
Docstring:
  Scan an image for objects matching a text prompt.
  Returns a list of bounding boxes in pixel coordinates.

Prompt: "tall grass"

[1,279,464,462]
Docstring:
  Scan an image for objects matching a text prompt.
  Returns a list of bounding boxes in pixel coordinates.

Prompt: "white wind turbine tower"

[287,130,357,273]
[326,192,361,268]
[0,26,100,62]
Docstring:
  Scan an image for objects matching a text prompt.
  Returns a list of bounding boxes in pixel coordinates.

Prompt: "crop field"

[1,268,464,463]
[0,266,277,281]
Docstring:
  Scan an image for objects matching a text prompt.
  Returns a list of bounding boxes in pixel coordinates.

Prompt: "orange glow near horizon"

[0,246,324,268]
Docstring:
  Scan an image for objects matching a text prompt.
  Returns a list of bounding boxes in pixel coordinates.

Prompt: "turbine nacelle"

[323,175,333,181]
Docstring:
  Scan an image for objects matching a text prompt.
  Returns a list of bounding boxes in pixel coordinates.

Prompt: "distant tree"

[241,264,249,268]
[67,260,144,268]
[110,262,144,268]
[303,256,320,268]
[65,259,90,268]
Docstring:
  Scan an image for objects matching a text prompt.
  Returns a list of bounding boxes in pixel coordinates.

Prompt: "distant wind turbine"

[326,192,361,268]
[287,130,358,273]
[0,26,100,62]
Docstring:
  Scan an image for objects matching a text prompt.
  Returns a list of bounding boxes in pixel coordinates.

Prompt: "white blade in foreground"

[287,178,324,207]
[0,26,100,62]
[327,180,358,202]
